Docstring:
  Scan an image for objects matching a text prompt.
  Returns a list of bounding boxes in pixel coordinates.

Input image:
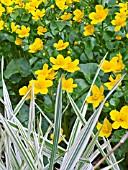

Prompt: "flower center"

[94,13,103,20]
[93,94,99,100]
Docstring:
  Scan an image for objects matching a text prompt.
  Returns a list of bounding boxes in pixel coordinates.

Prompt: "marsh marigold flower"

[29,78,53,94]
[0,20,4,30]
[96,118,112,138]
[111,15,126,32]
[50,128,66,143]
[101,60,114,73]
[110,106,128,129]
[104,74,122,90]
[89,5,108,24]
[62,77,77,93]
[54,39,69,51]
[29,38,43,53]
[63,58,80,73]
[19,85,34,100]
[50,54,71,70]
[47,69,58,80]
[83,24,94,36]
[31,9,45,22]
[15,37,22,45]
[116,35,122,40]
[73,9,84,22]
[56,0,68,10]
[86,85,104,108]
[16,25,30,38]
[1,0,13,6]
[34,64,50,78]
[0,4,5,17]
[111,53,125,73]
[61,12,72,21]
[37,26,47,35]
[11,22,19,33]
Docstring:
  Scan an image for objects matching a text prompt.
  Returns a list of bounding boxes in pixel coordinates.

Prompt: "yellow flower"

[29,78,53,94]
[101,53,125,73]
[63,58,80,73]
[110,106,128,129]
[74,41,78,45]
[50,4,54,9]
[67,50,71,54]
[111,16,126,32]
[66,0,73,5]
[16,25,30,38]
[105,102,109,108]
[25,2,36,13]
[29,38,43,53]
[86,85,104,108]
[119,2,128,12]
[83,24,94,36]
[61,12,72,21]
[6,6,14,14]
[31,9,45,22]
[104,74,122,90]
[54,39,69,51]
[0,4,5,17]
[126,33,128,38]
[50,128,66,143]
[111,53,125,73]
[116,35,122,40]
[89,5,108,24]
[0,20,4,30]
[62,77,77,93]
[37,26,47,35]
[50,54,71,70]
[11,22,19,33]
[73,9,84,22]
[1,0,13,6]
[34,64,50,78]
[56,0,68,10]
[19,85,35,100]
[47,69,58,80]
[96,118,112,138]
[101,60,114,73]
[15,37,22,45]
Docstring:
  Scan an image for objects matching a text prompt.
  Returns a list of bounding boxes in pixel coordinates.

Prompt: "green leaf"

[83,37,96,51]
[3,33,15,42]
[79,63,98,83]
[49,78,62,170]
[21,13,30,21]
[111,130,127,143]
[4,58,31,79]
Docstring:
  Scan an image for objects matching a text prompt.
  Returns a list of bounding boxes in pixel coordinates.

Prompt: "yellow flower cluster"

[96,105,128,138]
[111,2,128,31]
[29,38,43,53]
[56,0,80,10]
[50,54,80,73]
[101,53,124,90]
[19,52,79,98]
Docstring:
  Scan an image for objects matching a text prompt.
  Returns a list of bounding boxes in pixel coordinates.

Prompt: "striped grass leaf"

[100,159,124,170]
[49,78,62,170]
[67,53,108,149]
[76,131,100,169]
[28,84,35,138]
[0,159,6,170]
[1,56,13,118]
[67,93,114,167]
[11,87,32,120]
[103,138,120,170]
[0,113,37,170]
[60,74,125,170]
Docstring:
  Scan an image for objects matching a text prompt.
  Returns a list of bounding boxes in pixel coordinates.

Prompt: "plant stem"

[94,132,128,169]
